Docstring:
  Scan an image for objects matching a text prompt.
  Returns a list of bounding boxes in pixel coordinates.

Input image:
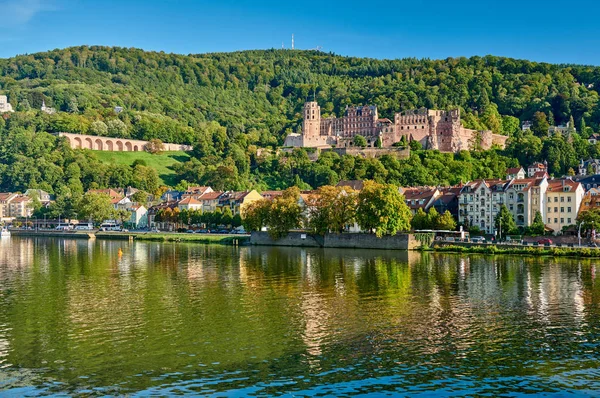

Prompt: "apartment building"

[545,179,584,233]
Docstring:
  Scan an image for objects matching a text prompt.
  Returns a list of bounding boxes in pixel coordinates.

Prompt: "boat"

[1,228,10,238]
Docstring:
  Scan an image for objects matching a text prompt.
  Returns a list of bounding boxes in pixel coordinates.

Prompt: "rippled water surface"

[0,237,599,396]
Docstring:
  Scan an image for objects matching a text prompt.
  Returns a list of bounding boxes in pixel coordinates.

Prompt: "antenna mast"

[292,34,295,50]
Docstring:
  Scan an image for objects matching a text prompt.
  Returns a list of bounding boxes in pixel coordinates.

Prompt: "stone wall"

[325,147,410,159]
[250,232,419,250]
[57,132,192,152]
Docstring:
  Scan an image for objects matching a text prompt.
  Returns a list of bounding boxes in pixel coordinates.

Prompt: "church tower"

[302,102,321,146]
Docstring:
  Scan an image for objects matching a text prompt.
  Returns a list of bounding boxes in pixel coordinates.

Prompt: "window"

[554,207,558,212]
[568,218,572,224]
[548,218,551,223]
[561,197,564,202]
[561,218,564,224]
[567,207,571,213]
[554,197,558,202]
[548,207,552,213]
[554,218,558,223]
[568,197,572,202]
[561,207,564,213]
[509,205,514,211]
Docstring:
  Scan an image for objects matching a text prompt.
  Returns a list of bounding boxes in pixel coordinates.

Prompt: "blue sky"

[0,0,598,65]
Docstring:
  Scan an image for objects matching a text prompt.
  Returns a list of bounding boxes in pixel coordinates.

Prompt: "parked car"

[471,236,486,243]
[186,230,195,234]
[537,238,553,245]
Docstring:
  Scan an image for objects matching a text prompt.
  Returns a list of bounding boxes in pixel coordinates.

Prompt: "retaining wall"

[250,232,419,250]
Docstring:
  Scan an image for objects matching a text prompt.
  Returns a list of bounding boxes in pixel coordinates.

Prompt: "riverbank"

[432,244,600,258]
[10,230,249,245]
[250,231,419,250]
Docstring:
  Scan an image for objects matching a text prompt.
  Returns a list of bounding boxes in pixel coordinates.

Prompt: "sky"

[0,0,599,65]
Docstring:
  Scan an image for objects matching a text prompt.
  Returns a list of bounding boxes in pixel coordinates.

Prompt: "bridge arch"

[85,138,93,149]
[74,137,82,149]
[95,139,103,151]
[106,140,114,151]
[116,140,123,151]
[133,145,139,152]
[125,142,132,151]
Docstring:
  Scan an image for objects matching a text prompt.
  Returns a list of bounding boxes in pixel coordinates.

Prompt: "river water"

[0,237,599,396]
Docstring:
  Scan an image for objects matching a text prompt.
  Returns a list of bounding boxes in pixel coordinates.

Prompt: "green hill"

[1,46,600,195]
[92,151,190,187]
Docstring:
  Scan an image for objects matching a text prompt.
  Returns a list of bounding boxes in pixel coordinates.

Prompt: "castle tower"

[302,102,321,145]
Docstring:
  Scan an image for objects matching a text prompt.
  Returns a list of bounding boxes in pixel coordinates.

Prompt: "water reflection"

[0,238,598,395]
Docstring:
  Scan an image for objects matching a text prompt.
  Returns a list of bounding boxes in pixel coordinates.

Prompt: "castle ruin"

[284,102,507,152]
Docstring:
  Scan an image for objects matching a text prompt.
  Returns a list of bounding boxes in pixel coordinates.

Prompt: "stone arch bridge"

[57,132,192,152]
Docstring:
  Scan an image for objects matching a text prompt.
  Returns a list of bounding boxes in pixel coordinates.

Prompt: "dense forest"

[1,46,600,196]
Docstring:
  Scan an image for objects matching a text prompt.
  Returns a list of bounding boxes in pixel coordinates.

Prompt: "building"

[573,174,600,191]
[0,95,13,113]
[41,100,56,115]
[0,193,18,219]
[182,186,214,199]
[401,187,441,215]
[7,195,33,218]
[197,191,224,213]
[431,186,462,220]
[522,121,533,131]
[506,167,526,180]
[127,204,148,229]
[588,134,600,145]
[25,189,53,206]
[503,178,548,229]
[458,180,511,235]
[260,191,284,201]
[528,162,548,177]
[218,190,263,216]
[548,123,575,136]
[336,180,365,191]
[545,179,584,234]
[177,196,203,212]
[578,159,600,176]
[161,190,184,202]
[283,101,508,152]
[579,188,600,216]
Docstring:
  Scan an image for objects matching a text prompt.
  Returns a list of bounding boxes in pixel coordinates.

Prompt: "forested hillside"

[1,46,600,196]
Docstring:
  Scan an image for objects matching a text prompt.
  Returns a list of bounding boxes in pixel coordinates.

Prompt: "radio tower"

[292,34,295,50]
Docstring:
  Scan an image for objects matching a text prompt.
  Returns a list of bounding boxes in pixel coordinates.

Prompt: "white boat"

[1,228,10,238]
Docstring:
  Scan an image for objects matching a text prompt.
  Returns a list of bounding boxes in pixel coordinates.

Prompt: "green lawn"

[93,151,190,186]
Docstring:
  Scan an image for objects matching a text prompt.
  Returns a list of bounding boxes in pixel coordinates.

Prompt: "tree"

[532,112,550,138]
[427,207,440,228]
[90,120,108,136]
[356,181,412,237]
[528,211,545,236]
[107,119,129,138]
[131,191,149,204]
[409,140,422,151]
[116,209,131,227]
[77,192,116,224]
[242,199,271,232]
[436,211,457,231]
[353,135,367,148]
[411,208,429,230]
[145,138,165,154]
[221,206,233,227]
[494,204,517,239]
[375,137,382,148]
[577,208,600,230]
[266,187,303,239]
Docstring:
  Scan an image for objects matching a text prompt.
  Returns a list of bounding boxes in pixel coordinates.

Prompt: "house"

[25,189,53,206]
[260,191,283,201]
[522,121,533,131]
[588,134,600,145]
[8,195,33,218]
[218,190,263,216]
[528,162,548,177]
[336,180,365,191]
[548,123,575,136]
[161,189,184,202]
[0,193,18,219]
[502,178,548,229]
[578,159,600,176]
[531,171,550,179]
[431,186,462,220]
[148,201,178,230]
[0,95,13,113]
[506,167,526,180]
[177,196,203,212]
[545,178,584,234]
[126,204,148,229]
[573,174,600,191]
[401,187,441,215]
[197,191,224,213]
[182,186,214,199]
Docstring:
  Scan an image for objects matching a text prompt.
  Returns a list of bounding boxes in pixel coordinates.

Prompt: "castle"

[284,102,508,152]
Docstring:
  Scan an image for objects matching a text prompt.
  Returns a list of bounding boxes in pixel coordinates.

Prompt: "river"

[0,237,598,396]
